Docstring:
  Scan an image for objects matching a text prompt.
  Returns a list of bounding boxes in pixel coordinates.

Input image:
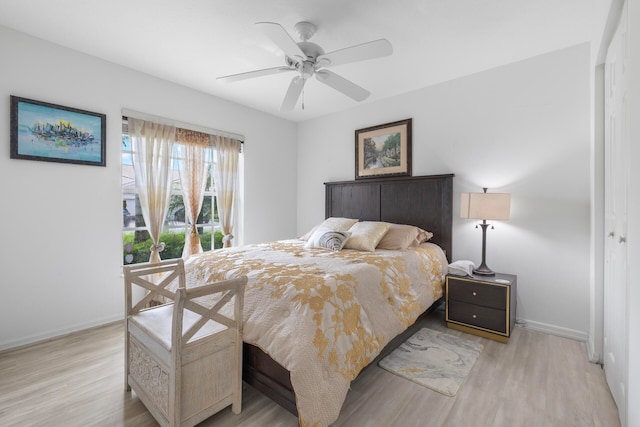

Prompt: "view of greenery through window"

[122,131,223,265]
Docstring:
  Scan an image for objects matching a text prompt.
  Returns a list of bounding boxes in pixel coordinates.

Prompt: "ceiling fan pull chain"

[302,87,305,110]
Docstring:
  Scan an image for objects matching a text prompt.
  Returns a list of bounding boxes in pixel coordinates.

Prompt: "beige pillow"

[376,223,420,250]
[375,223,434,249]
[412,227,434,246]
[344,221,391,252]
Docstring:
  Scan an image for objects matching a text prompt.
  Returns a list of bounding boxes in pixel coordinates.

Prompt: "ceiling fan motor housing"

[286,41,325,64]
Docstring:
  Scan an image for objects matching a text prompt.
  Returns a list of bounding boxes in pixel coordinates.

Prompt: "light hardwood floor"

[0,308,620,427]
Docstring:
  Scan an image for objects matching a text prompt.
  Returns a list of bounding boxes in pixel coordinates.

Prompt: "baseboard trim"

[0,315,123,353]
[587,337,602,364]
[517,318,588,342]
[0,314,592,356]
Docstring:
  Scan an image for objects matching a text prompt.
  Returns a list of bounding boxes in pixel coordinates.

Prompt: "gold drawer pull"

[472,314,477,319]
[472,292,477,296]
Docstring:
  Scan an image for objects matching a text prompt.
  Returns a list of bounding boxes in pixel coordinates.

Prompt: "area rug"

[378,328,484,396]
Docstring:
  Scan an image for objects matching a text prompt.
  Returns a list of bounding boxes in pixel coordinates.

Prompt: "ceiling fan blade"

[256,22,306,63]
[317,39,392,68]
[281,76,306,111]
[217,66,293,83]
[315,70,370,101]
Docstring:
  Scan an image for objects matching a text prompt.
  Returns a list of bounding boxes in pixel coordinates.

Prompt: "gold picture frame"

[355,118,411,179]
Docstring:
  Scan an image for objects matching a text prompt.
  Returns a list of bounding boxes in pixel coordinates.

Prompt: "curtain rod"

[121,109,245,143]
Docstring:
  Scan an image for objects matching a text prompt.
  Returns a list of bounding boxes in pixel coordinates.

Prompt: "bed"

[184,174,453,426]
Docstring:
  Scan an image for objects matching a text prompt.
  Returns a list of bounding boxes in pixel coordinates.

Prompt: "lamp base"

[474,221,495,276]
[473,264,495,276]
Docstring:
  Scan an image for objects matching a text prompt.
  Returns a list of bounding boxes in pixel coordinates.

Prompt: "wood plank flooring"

[0,308,620,427]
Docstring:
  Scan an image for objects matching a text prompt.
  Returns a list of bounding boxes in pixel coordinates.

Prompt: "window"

[121,124,224,265]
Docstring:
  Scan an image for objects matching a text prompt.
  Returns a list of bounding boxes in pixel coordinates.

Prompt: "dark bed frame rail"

[242,174,454,417]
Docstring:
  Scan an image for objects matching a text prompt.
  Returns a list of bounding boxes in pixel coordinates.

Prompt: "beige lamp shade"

[460,192,511,220]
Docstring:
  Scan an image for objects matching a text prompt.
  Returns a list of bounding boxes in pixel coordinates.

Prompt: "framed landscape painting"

[355,118,412,179]
[10,96,106,166]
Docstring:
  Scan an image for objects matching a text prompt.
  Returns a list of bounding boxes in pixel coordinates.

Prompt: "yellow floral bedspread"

[183,240,447,427]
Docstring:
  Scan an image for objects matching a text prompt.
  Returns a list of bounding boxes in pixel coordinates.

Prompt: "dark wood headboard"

[325,174,454,261]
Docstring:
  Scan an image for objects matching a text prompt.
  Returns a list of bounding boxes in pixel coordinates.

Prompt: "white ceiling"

[0,0,594,122]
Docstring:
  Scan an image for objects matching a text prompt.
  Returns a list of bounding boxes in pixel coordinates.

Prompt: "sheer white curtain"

[176,129,209,258]
[129,118,176,263]
[212,136,241,248]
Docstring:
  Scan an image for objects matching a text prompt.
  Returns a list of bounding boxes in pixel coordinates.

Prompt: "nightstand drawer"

[447,278,507,310]
[447,300,507,334]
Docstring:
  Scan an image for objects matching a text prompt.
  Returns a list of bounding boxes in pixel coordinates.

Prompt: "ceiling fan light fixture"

[300,62,315,79]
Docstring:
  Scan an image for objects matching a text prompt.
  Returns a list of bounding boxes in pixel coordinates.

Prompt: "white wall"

[297,44,591,339]
[0,26,297,350]
[0,24,595,350]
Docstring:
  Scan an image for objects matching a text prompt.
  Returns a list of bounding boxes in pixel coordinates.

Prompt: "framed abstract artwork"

[355,118,411,179]
[10,96,106,166]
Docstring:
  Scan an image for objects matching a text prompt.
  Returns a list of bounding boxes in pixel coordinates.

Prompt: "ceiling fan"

[217,21,393,111]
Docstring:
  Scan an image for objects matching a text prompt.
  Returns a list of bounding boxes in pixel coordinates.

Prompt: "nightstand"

[445,273,517,343]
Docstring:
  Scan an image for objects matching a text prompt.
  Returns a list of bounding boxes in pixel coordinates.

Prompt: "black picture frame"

[355,118,412,180]
[10,96,106,166]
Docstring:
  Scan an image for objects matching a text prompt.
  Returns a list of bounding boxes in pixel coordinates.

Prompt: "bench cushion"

[129,304,228,350]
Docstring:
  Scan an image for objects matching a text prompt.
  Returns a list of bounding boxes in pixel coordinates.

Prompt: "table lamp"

[460,188,511,276]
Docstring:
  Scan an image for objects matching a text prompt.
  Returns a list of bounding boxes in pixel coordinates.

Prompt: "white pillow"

[299,217,358,241]
[298,223,321,241]
[320,217,359,231]
[344,221,391,252]
[305,227,351,251]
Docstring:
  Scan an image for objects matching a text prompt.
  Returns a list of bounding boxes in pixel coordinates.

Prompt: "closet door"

[603,3,629,425]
